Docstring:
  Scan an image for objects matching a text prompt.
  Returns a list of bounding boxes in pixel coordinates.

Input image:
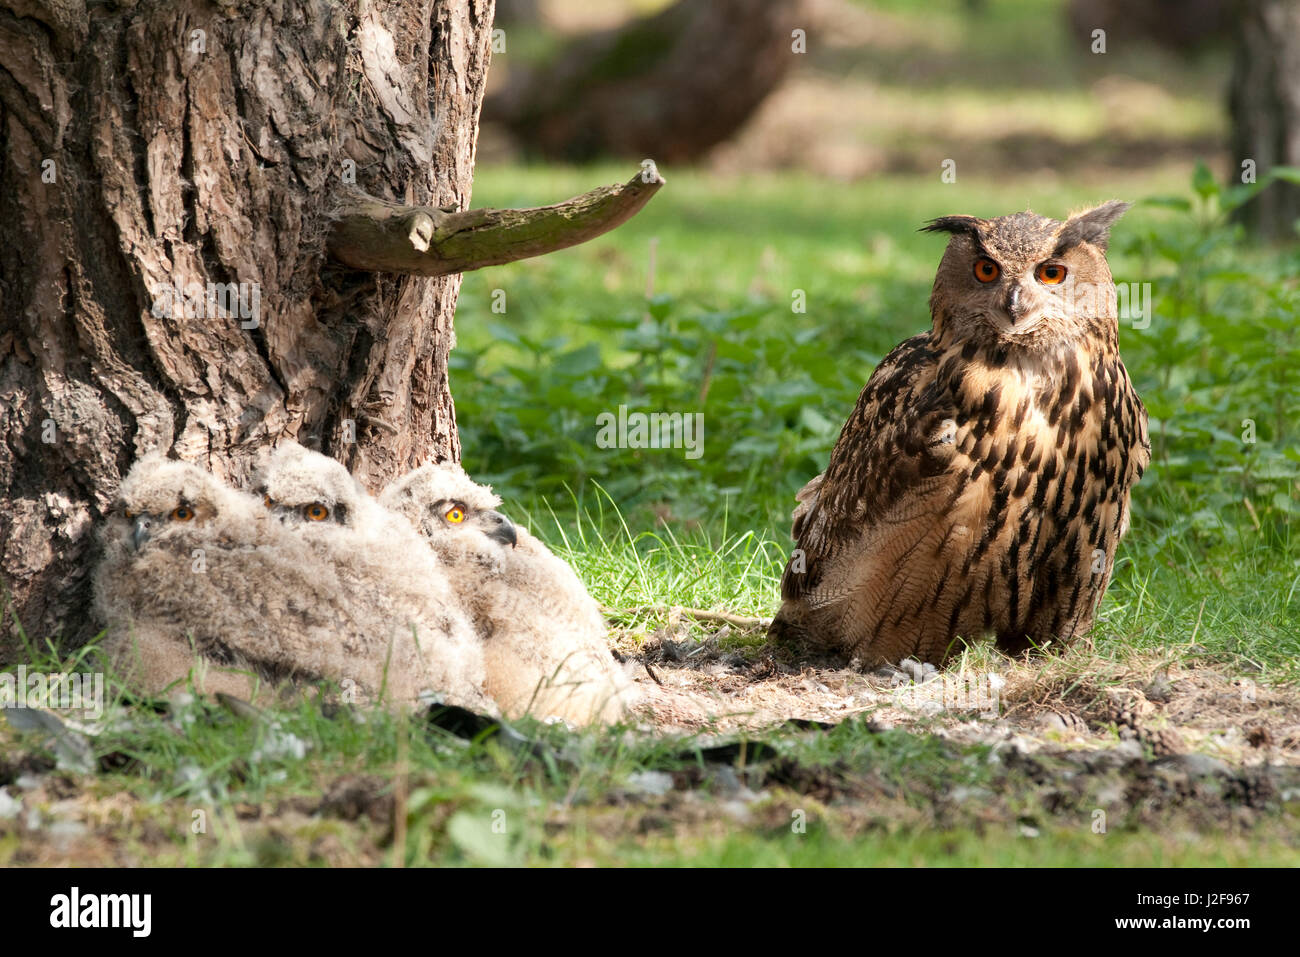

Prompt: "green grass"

[7,158,1298,865]
[453,157,1300,679]
[7,0,1300,867]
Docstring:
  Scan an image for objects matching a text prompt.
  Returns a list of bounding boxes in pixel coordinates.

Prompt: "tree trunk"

[1065,0,1233,53]
[0,0,498,660]
[1229,0,1300,238]
[485,0,805,163]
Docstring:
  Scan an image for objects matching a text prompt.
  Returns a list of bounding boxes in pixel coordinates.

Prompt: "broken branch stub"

[327,168,665,276]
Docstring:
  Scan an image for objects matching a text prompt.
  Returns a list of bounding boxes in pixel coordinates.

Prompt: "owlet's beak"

[131,514,155,551]
[481,510,518,549]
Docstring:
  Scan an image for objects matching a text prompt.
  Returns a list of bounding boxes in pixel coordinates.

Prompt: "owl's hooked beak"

[1003,282,1027,325]
[131,514,155,550]
[480,510,518,549]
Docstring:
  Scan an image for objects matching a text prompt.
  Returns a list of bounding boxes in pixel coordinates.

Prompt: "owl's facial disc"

[974,260,1067,337]
[124,501,200,550]
[436,500,516,548]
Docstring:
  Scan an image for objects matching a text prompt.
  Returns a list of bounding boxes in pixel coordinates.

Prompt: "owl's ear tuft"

[1055,200,1130,254]
[920,215,980,238]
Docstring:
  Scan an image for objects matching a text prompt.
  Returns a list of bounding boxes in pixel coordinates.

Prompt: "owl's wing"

[780,333,959,602]
[789,472,824,541]
[1124,368,1151,484]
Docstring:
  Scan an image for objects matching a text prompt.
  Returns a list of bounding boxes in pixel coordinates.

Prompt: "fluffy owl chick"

[253,441,491,712]
[381,463,637,725]
[771,202,1150,668]
[94,454,311,702]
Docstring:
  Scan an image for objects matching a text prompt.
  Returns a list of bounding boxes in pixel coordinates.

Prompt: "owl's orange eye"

[973,258,1000,283]
[445,506,466,524]
[1036,263,1067,285]
[124,509,136,521]
[304,503,330,522]
[264,495,273,509]
[170,506,194,522]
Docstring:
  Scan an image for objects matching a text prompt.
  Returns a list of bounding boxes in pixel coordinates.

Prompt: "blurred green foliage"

[456,164,1300,544]
[451,162,1300,674]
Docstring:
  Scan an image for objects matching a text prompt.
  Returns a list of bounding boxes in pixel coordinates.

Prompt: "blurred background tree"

[486,0,807,162]
[483,0,1299,236]
[1229,0,1300,238]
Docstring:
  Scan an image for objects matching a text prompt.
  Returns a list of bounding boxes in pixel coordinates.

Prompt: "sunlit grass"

[7,0,1297,864]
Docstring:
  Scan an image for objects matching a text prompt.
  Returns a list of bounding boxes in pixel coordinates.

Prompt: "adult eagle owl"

[770,202,1149,667]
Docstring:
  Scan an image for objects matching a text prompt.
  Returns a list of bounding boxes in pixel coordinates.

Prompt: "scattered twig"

[601,603,772,630]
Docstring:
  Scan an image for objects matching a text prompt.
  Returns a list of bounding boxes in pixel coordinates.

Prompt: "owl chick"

[380,463,637,725]
[771,202,1149,668]
[93,454,387,702]
[253,441,492,712]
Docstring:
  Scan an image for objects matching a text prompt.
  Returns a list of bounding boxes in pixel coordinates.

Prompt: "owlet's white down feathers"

[95,445,632,725]
[382,462,638,725]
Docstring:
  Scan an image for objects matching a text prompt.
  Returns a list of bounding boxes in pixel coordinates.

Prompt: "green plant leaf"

[1192,160,1219,200]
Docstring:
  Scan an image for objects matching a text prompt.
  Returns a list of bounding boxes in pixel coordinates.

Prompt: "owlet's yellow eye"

[171,506,194,522]
[1035,262,1067,285]
[264,495,273,509]
[304,503,330,522]
[445,506,466,524]
[974,258,1000,283]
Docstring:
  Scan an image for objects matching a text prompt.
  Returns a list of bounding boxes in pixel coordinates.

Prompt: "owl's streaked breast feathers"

[772,202,1150,666]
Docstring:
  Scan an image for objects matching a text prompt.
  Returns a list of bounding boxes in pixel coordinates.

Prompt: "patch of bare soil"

[614,624,1300,842]
[622,625,1300,770]
[0,766,392,867]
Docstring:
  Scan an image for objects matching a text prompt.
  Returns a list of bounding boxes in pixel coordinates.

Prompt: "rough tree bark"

[1229,0,1300,238]
[0,0,661,662]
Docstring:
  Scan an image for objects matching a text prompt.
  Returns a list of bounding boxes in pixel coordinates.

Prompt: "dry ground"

[3,630,1299,866]
[624,623,1300,769]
